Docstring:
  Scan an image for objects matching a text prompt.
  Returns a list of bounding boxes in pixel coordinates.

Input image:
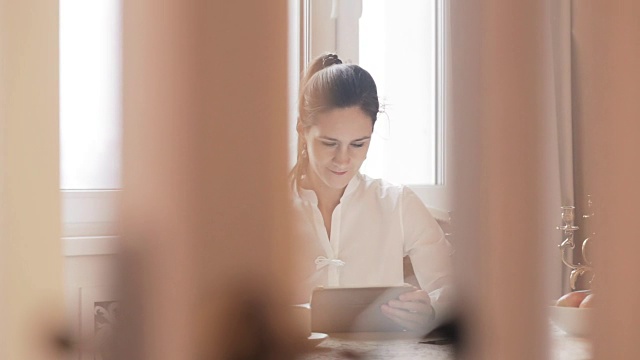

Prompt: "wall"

[64,253,118,360]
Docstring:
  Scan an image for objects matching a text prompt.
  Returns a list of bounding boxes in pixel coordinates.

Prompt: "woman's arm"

[382,187,454,331]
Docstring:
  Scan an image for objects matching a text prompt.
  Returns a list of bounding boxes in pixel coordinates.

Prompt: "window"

[302,0,449,211]
[60,0,122,191]
[60,0,122,254]
[59,0,450,252]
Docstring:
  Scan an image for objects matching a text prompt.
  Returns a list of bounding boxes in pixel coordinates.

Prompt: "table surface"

[299,324,592,360]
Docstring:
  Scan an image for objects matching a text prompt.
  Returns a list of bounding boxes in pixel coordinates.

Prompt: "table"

[301,332,453,360]
[300,325,592,360]
[549,325,592,360]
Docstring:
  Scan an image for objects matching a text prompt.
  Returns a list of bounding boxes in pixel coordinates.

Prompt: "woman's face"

[303,106,373,192]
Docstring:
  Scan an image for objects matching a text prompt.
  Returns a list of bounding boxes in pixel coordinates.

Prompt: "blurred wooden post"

[573,1,640,358]
[121,0,291,359]
[449,0,554,359]
[0,1,66,359]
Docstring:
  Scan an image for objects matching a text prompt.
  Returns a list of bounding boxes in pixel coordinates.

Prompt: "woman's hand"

[380,288,434,333]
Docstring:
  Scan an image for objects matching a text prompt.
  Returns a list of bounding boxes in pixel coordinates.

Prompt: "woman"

[291,53,453,332]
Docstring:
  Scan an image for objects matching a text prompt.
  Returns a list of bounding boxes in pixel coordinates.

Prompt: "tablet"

[310,286,414,333]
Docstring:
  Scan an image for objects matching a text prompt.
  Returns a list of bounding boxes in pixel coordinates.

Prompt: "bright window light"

[358,0,437,185]
[60,0,122,190]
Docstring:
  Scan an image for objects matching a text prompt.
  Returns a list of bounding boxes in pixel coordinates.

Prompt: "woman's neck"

[302,173,346,211]
[317,187,343,212]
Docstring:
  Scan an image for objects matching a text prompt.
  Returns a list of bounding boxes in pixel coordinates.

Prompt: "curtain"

[550,0,576,295]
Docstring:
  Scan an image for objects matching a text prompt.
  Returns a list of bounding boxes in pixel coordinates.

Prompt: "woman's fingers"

[380,304,429,331]
[391,290,432,314]
[380,289,434,332]
[398,289,431,302]
[387,300,428,315]
[381,304,424,322]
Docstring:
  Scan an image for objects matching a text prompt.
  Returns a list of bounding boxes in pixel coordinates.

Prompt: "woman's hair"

[290,53,380,188]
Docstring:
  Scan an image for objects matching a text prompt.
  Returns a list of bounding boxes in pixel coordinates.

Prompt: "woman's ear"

[297,121,311,147]
[296,120,303,136]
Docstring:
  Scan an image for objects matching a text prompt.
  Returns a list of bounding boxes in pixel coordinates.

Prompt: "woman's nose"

[333,148,350,167]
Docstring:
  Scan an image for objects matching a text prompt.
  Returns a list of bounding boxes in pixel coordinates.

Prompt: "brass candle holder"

[557,196,595,290]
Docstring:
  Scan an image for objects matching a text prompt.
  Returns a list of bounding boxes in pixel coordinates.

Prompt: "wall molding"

[63,236,119,257]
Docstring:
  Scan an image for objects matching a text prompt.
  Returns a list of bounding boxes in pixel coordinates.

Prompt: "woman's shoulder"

[358,173,410,199]
[357,173,434,212]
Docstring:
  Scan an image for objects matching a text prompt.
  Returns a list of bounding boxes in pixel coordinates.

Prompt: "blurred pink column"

[121,1,292,359]
[449,0,555,359]
[0,1,66,359]
[573,1,640,359]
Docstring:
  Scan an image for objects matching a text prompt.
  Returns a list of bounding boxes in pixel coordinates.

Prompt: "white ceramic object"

[307,332,329,347]
[290,303,312,339]
[549,306,594,337]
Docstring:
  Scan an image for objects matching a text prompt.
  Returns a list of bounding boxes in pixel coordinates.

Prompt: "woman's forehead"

[309,107,373,139]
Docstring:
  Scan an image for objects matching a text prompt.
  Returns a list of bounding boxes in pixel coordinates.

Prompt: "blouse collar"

[295,172,362,205]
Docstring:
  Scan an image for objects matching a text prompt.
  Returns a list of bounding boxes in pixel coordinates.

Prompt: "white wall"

[64,254,118,359]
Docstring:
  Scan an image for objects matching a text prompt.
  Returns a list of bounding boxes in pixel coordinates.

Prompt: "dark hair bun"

[322,53,343,68]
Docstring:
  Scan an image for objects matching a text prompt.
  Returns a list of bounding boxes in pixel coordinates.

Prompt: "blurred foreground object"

[1,0,67,359]
[117,0,298,359]
[449,0,554,359]
[572,0,640,357]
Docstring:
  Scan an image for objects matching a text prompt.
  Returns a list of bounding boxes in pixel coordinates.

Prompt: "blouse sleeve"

[401,187,454,323]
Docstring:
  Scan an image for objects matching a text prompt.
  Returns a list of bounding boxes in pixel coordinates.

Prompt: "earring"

[302,144,308,158]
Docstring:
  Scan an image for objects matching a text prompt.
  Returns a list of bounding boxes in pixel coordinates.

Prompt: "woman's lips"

[330,169,348,176]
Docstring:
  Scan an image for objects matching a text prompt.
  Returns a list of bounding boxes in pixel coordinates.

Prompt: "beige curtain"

[551,0,576,209]
[549,0,575,296]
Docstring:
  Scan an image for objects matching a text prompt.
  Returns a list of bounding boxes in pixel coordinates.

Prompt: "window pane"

[60,0,122,190]
[358,0,437,185]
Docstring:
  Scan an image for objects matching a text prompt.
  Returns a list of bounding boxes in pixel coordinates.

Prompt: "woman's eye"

[321,142,338,147]
[351,143,365,148]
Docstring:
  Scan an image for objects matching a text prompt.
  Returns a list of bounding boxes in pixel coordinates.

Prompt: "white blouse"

[292,173,453,316]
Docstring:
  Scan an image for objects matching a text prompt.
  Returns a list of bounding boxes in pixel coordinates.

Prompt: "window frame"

[62,190,120,256]
[59,0,122,256]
